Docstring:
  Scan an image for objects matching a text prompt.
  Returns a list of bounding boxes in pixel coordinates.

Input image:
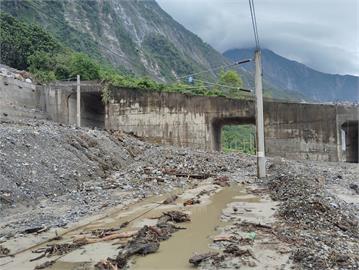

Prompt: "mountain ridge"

[224,48,359,102]
[1,0,228,82]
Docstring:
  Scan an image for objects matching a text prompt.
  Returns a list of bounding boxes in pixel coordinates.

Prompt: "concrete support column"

[255,50,266,178]
[77,75,81,127]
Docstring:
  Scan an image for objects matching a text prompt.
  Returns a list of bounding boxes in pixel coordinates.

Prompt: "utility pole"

[77,75,81,128]
[255,49,266,178]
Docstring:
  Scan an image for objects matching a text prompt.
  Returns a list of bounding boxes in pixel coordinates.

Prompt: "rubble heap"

[269,172,359,269]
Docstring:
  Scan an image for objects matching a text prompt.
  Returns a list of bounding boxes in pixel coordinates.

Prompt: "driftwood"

[74,231,138,245]
[213,234,236,242]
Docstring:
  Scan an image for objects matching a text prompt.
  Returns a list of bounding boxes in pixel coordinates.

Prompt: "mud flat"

[0,182,294,270]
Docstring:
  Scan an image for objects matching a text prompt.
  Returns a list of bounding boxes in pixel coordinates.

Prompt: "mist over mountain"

[225,48,359,102]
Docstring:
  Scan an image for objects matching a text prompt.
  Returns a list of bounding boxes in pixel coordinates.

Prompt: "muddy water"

[133,186,244,270]
[0,185,247,270]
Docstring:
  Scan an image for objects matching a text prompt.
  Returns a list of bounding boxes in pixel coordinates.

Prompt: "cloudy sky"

[157,0,358,76]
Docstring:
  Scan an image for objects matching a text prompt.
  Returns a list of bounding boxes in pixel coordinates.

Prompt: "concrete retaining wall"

[107,87,358,162]
[1,77,357,163]
[264,102,339,161]
[107,88,256,149]
[0,76,47,121]
[41,82,103,127]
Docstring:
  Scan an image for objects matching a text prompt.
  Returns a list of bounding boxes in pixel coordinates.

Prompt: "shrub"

[68,53,100,80]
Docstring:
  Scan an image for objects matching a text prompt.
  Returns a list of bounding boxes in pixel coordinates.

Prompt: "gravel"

[266,160,359,270]
[0,119,255,238]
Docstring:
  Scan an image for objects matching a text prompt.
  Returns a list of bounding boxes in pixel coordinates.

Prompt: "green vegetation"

[213,70,245,98]
[0,12,250,103]
[222,125,256,155]
[1,0,104,62]
[0,12,62,70]
[0,13,248,99]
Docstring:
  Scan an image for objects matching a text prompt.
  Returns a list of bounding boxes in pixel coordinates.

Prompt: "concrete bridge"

[1,76,358,163]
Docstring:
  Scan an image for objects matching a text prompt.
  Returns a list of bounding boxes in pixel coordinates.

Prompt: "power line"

[193,79,252,93]
[249,0,260,49]
[177,59,251,81]
[249,0,259,48]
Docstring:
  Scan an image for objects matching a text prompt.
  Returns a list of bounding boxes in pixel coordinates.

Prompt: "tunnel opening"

[68,92,105,129]
[341,121,359,163]
[212,117,256,153]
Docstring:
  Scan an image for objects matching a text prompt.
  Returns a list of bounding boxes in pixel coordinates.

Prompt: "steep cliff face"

[2,0,228,82]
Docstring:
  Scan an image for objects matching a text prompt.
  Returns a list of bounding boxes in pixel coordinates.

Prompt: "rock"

[162,195,178,204]
[213,176,230,187]
[0,245,10,257]
[189,252,219,266]
[183,198,201,206]
[349,183,359,194]
[158,211,191,223]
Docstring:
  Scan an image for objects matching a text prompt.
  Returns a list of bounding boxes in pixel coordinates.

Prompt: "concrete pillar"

[77,75,81,127]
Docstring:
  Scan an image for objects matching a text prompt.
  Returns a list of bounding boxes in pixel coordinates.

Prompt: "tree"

[69,53,100,80]
[0,12,61,70]
[213,69,243,98]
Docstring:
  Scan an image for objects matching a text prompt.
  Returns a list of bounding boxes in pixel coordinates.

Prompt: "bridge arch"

[67,92,105,128]
[211,116,256,151]
[341,121,358,163]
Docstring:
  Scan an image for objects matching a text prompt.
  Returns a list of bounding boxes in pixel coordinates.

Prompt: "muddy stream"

[0,183,262,270]
[133,186,243,270]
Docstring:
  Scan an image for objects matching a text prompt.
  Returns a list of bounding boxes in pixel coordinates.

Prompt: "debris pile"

[191,158,358,270]
[0,120,253,238]
[1,119,358,270]
[31,242,84,261]
[95,211,190,269]
[0,64,33,83]
[269,173,359,269]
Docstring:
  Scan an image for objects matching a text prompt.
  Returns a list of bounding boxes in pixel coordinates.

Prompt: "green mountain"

[2,0,343,103]
[1,0,228,82]
[225,48,359,102]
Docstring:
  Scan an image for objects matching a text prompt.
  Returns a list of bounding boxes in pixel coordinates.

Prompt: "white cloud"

[157,0,359,75]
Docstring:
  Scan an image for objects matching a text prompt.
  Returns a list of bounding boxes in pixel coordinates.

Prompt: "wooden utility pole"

[255,50,266,178]
[77,75,81,127]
